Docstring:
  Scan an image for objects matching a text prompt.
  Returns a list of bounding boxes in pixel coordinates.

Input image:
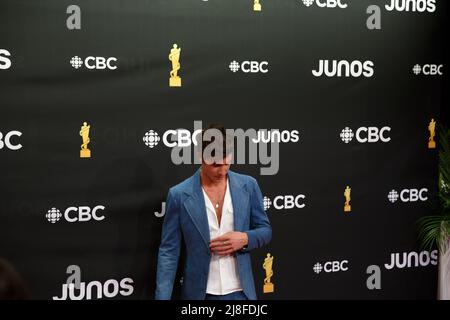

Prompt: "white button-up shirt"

[202,179,243,295]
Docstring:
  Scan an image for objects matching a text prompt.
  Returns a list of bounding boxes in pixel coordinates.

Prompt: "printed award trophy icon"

[168,44,182,87]
[428,118,436,149]
[79,122,91,158]
[263,253,274,293]
[253,0,262,11]
[344,186,351,212]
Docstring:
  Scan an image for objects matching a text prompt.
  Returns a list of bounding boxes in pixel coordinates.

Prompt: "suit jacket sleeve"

[243,178,272,252]
[155,188,181,300]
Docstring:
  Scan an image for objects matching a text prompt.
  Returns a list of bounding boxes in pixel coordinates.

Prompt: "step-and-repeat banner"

[0,0,448,299]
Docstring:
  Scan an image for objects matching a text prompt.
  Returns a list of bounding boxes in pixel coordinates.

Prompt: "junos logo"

[0,131,22,150]
[229,60,269,73]
[251,130,299,143]
[45,205,106,223]
[301,0,348,8]
[0,49,12,70]
[313,260,349,274]
[313,60,374,78]
[384,250,437,270]
[70,56,118,70]
[340,127,391,143]
[387,188,428,203]
[263,195,306,211]
[412,64,443,76]
[385,0,436,12]
[53,265,134,300]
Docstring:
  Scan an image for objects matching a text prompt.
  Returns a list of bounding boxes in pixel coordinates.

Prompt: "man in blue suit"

[155,124,272,300]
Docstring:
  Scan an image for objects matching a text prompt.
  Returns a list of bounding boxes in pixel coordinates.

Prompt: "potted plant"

[418,125,450,300]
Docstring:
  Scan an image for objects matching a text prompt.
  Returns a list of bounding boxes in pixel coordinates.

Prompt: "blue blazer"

[155,169,272,300]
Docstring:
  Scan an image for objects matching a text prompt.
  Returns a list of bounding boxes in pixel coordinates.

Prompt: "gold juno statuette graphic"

[168,44,181,87]
[79,121,91,158]
[344,186,351,213]
[428,118,436,149]
[263,253,274,293]
[253,0,262,11]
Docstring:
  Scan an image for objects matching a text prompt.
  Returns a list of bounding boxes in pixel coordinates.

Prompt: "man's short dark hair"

[199,123,234,162]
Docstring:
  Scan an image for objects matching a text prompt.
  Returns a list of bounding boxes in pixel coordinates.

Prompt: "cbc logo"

[229,60,269,73]
[45,206,106,223]
[340,127,391,144]
[143,129,201,148]
[263,195,306,211]
[0,131,22,150]
[412,64,443,76]
[313,260,349,274]
[301,0,348,8]
[70,56,118,70]
[0,49,12,70]
[387,188,428,203]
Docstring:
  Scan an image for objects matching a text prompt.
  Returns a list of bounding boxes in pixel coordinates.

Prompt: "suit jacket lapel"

[228,171,250,232]
[183,169,211,249]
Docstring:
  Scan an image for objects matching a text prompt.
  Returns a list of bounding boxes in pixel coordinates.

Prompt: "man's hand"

[209,232,248,256]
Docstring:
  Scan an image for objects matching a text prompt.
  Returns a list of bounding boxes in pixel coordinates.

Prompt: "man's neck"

[200,167,227,188]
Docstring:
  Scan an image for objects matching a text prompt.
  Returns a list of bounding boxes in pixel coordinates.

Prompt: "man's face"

[201,154,232,182]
